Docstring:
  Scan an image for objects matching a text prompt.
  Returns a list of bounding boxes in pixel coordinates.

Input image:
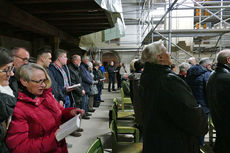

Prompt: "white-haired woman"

[140,40,208,153]
[0,47,16,153]
[6,63,84,153]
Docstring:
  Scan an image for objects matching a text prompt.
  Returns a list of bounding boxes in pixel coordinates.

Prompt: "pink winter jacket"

[6,88,76,153]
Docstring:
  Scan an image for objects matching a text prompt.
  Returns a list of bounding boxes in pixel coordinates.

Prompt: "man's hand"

[82,90,85,96]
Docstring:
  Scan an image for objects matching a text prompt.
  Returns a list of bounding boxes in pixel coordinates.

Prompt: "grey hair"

[179,62,190,72]
[71,54,81,62]
[141,40,166,64]
[217,49,230,64]
[82,56,90,61]
[188,57,196,64]
[199,58,212,67]
[19,63,51,88]
[88,61,93,68]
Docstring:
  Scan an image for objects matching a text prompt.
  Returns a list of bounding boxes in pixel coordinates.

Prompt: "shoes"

[77,128,84,132]
[112,89,116,91]
[100,100,104,102]
[88,109,95,112]
[82,116,90,119]
[70,131,81,137]
[86,113,92,116]
[108,90,111,92]
[93,104,100,107]
[67,143,72,148]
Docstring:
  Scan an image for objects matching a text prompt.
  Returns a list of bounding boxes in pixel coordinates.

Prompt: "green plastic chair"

[86,137,104,153]
[209,115,216,146]
[110,120,142,153]
[113,98,135,120]
[110,108,139,143]
[121,88,132,111]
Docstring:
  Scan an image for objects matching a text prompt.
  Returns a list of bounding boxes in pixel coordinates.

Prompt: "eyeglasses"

[14,55,30,63]
[30,79,47,85]
[0,66,14,75]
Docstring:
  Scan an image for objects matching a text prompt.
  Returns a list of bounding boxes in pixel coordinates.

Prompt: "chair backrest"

[121,88,125,99]
[110,120,118,143]
[86,137,104,153]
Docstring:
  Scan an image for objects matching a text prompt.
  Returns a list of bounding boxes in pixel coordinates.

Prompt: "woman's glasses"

[0,66,14,75]
[30,79,47,85]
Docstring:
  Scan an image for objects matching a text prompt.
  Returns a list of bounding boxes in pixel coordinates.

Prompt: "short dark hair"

[0,47,13,67]
[134,60,144,72]
[53,49,67,61]
[36,47,52,59]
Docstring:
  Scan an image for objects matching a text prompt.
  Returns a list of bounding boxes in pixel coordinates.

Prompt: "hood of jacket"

[187,64,209,78]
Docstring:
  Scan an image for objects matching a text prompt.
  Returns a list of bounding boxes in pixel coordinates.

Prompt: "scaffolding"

[139,0,230,63]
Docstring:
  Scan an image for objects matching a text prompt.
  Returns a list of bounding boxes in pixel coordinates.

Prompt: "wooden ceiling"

[0,0,113,44]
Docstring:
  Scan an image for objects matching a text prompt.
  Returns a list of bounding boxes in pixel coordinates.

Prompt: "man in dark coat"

[68,55,85,109]
[48,49,75,108]
[9,47,30,98]
[107,61,116,92]
[186,58,212,115]
[140,40,208,153]
[80,56,93,119]
[206,49,230,153]
[186,58,212,145]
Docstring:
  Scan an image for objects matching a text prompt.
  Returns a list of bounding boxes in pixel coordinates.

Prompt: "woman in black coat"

[0,47,16,153]
[140,40,208,153]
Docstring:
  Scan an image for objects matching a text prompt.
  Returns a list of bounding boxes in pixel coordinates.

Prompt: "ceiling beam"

[43,16,108,21]
[0,0,76,43]
[12,0,91,4]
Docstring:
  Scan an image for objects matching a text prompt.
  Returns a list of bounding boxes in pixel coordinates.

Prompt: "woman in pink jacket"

[6,63,84,153]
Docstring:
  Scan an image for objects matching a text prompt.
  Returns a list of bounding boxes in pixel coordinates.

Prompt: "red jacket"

[6,88,75,153]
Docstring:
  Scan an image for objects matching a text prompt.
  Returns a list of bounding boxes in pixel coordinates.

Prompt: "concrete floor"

[67,86,120,153]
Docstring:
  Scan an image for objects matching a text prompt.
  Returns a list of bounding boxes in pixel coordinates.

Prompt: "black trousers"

[108,74,115,91]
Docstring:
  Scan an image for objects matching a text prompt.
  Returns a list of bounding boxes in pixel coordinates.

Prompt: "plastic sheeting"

[79,0,125,51]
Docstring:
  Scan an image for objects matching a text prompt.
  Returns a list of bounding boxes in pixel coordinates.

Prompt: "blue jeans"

[96,85,103,101]
[82,94,88,116]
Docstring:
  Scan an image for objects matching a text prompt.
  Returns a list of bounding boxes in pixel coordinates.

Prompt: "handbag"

[89,85,98,95]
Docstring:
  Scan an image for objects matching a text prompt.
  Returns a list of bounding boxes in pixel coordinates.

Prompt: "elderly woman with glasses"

[0,47,16,153]
[6,63,84,153]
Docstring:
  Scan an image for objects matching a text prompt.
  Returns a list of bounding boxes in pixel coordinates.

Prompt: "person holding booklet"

[0,47,16,153]
[6,63,84,153]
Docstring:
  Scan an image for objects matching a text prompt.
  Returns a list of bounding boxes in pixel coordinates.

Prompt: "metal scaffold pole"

[168,0,172,53]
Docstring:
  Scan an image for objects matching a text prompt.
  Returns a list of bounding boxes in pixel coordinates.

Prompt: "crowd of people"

[126,40,230,153]
[0,41,230,153]
[0,47,105,153]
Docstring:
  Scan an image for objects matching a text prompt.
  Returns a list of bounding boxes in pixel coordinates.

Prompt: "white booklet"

[56,114,81,141]
[68,83,81,90]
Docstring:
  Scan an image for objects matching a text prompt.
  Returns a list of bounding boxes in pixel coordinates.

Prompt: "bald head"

[217,49,230,65]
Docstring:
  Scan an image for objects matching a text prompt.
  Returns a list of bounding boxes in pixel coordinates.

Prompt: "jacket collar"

[216,63,230,73]
[144,62,171,72]
[18,88,52,106]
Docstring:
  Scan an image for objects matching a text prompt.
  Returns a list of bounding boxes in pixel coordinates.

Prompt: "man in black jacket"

[107,61,116,92]
[10,47,30,98]
[68,55,85,109]
[206,49,230,153]
[140,40,208,153]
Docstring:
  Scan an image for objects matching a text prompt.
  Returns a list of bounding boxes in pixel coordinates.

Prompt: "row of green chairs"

[112,98,139,143]
[121,88,132,112]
